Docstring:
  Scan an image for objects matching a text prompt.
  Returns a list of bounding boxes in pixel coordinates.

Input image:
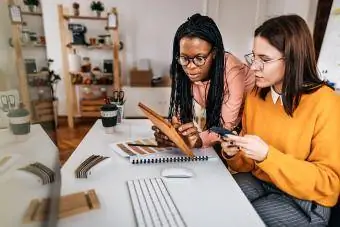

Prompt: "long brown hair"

[254,15,330,116]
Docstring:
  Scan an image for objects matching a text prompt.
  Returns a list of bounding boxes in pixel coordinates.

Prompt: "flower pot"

[28,5,36,13]
[73,8,79,16]
[96,11,101,17]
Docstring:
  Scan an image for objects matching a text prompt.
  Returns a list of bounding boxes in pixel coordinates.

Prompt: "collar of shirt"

[271,86,282,105]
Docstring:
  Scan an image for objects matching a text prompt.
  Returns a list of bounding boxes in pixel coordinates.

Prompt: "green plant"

[72,2,79,9]
[41,59,61,101]
[90,1,104,12]
[23,0,39,6]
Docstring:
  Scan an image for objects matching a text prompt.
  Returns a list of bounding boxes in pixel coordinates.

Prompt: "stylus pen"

[127,143,160,148]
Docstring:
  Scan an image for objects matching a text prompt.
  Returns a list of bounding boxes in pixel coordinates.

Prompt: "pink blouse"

[192,53,255,147]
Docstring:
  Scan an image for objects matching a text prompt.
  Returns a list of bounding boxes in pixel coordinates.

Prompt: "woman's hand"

[152,125,176,147]
[151,117,203,148]
[220,131,240,159]
[175,117,203,148]
[227,134,269,162]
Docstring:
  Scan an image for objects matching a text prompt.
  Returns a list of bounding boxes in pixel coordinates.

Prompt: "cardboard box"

[130,68,153,87]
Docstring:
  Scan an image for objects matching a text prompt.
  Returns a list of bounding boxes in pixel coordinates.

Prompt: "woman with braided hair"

[153,13,254,148]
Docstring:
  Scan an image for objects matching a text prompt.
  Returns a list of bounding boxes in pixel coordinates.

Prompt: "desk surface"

[0,125,60,227]
[59,119,265,227]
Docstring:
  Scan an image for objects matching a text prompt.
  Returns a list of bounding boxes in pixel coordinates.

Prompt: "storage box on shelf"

[130,68,153,87]
[31,100,54,123]
[79,99,105,117]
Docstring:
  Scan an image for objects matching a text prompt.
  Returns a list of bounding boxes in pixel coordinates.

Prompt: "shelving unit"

[57,5,121,128]
[8,0,52,124]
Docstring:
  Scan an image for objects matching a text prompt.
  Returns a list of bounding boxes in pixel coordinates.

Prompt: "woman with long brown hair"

[222,15,340,226]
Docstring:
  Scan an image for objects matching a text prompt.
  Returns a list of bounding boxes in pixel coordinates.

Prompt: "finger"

[227,135,250,143]
[178,122,195,132]
[156,137,175,147]
[154,132,169,141]
[151,125,160,132]
[180,127,197,136]
[235,143,254,151]
[171,116,181,127]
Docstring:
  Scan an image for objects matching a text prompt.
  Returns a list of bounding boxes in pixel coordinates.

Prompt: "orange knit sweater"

[226,86,340,207]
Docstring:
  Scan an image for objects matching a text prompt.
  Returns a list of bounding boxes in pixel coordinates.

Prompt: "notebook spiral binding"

[130,156,209,164]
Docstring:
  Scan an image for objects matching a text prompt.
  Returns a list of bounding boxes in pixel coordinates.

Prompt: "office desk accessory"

[138,102,194,157]
[110,138,166,158]
[75,155,110,178]
[129,147,213,165]
[127,178,187,227]
[209,126,234,137]
[59,119,265,227]
[18,162,55,185]
[23,189,100,223]
[161,167,194,178]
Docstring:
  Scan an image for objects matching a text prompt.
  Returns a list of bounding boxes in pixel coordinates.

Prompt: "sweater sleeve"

[224,95,255,172]
[256,96,340,206]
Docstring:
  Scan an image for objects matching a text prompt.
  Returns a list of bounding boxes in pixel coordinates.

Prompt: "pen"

[127,143,160,148]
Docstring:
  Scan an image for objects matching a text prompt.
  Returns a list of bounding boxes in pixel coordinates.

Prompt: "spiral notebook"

[109,138,217,165]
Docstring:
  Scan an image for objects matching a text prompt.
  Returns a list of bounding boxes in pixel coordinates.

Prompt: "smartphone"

[209,127,234,137]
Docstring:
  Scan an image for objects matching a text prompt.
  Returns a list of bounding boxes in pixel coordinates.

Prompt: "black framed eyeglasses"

[244,53,284,72]
[177,48,214,67]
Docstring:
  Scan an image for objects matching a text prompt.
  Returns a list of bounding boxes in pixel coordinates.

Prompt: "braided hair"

[169,13,226,129]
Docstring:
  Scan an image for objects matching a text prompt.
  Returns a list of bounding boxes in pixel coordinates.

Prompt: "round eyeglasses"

[244,53,284,72]
[177,48,214,67]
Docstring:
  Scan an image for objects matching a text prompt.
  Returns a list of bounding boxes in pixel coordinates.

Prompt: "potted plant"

[41,59,61,127]
[90,1,104,17]
[72,2,80,16]
[23,0,39,13]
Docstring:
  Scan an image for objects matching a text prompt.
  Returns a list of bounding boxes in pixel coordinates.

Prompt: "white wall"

[317,0,340,88]
[42,0,318,115]
[206,0,318,61]
[41,0,205,115]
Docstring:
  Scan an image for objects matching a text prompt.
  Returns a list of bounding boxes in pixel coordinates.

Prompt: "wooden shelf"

[22,11,43,16]
[22,44,46,48]
[63,15,108,21]
[67,43,113,50]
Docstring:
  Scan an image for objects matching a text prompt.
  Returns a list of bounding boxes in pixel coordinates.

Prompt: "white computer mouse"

[161,167,194,178]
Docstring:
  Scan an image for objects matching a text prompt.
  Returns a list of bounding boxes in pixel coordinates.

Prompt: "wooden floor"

[56,118,96,165]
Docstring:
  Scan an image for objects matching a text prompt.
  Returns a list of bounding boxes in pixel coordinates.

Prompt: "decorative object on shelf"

[100,87,107,98]
[90,1,104,17]
[68,49,81,73]
[37,89,44,100]
[24,59,37,73]
[21,28,31,44]
[29,32,38,43]
[68,23,88,45]
[103,59,112,73]
[107,7,118,29]
[81,57,91,73]
[72,2,80,16]
[39,35,45,45]
[8,5,23,24]
[23,0,40,13]
[89,37,96,45]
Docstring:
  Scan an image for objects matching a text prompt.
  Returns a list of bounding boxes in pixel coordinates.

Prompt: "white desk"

[0,125,60,227]
[59,120,265,227]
